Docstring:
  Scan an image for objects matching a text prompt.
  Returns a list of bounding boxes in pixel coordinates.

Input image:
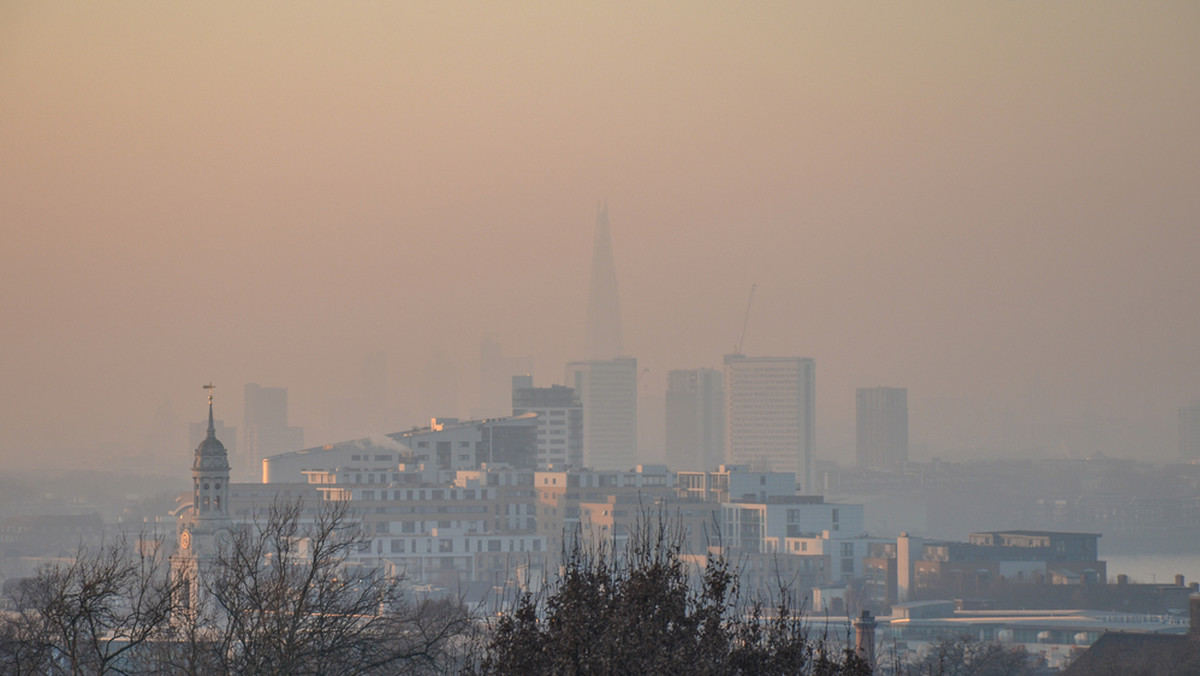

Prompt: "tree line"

[0,500,1036,675]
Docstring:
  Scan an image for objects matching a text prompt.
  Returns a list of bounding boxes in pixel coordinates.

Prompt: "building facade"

[241,383,303,482]
[512,376,584,469]
[566,357,638,471]
[723,354,815,493]
[665,368,724,472]
[856,387,909,469]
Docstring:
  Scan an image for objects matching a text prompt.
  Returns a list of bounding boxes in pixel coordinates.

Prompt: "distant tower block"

[856,387,909,469]
[665,369,724,472]
[566,357,638,471]
[724,355,815,494]
[584,199,624,360]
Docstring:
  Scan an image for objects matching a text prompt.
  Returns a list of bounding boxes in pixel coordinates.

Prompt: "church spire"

[204,383,216,438]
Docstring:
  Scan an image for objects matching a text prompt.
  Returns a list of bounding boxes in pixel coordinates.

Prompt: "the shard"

[584,199,624,360]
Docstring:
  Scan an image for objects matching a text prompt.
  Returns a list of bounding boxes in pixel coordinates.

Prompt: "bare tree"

[3,500,470,675]
[0,533,181,676]
[193,498,468,675]
[901,635,1034,676]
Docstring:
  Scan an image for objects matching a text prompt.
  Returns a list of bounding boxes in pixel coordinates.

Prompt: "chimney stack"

[854,610,877,668]
[1191,595,1200,639]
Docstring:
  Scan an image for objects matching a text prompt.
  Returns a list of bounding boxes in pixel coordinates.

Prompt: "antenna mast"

[734,283,756,355]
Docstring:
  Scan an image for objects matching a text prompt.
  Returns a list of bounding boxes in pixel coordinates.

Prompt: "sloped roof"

[1063,632,1200,675]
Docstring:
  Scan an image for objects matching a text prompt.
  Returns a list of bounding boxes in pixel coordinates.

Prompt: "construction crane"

[733,283,756,355]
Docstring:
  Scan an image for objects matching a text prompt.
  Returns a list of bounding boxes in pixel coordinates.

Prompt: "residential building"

[566,357,638,471]
[262,415,537,482]
[906,530,1106,599]
[677,465,795,504]
[665,368,724,472]
[723,354,815,493]
[241,383,303,483]
[512,376,584,469]
[856,387,908,469]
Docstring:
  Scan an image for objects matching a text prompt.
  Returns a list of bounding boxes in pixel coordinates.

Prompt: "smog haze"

[2,2,1198,470]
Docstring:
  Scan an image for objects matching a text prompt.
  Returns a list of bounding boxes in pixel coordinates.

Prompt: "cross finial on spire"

[203,383,215,437]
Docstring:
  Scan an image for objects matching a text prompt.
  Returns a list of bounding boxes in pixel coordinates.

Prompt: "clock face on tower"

[180,529,191,551]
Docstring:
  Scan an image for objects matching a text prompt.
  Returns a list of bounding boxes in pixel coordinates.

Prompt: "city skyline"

[2,3,1199,469]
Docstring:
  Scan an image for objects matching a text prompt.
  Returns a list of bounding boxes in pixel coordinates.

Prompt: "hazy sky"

[3,2,1198,470]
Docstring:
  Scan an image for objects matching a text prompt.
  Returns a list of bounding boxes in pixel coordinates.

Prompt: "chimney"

[854,610,877,668]
[1191,595,1200,639]
[1117,574,1128,585]
[1177,574,1186,587]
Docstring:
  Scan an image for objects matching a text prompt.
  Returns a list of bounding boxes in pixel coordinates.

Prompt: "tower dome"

[194,387,230,471]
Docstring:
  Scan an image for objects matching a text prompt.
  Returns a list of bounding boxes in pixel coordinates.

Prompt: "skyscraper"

[724,355,815,493]
[584,199,624,360]
[856,387,909,469]
[241,383,303,482]
[566,357,638,471]
[665,368,724,472]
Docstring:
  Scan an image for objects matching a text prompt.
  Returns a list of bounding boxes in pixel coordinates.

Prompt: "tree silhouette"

[474,516,872,676]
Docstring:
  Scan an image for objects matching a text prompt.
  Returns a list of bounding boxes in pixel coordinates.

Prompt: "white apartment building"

[565,357,638,471]
[723,355,815,493]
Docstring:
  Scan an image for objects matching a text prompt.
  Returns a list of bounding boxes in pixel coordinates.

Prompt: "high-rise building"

[856,387,909,469]
[665,369,724,472]
[566,358,638,471]
[584,200,624,360]
[512,376,584,469]
[1182,401,1200,461]
[723,355,815,493]
[240,383,303,483]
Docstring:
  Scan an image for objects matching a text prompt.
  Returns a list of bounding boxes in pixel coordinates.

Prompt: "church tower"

[172,384,233,610]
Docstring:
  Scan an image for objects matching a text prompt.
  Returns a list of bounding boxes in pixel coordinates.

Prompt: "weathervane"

[203,382,215,405]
